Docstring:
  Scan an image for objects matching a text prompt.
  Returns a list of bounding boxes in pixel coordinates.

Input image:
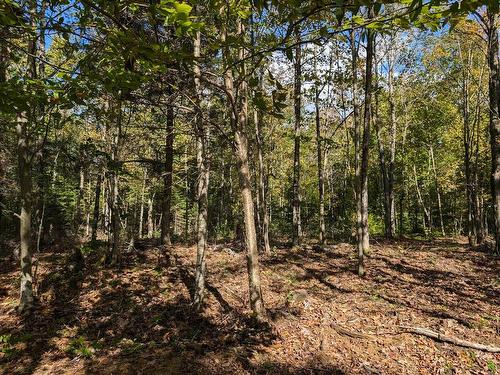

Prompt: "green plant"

[80,244,94,256]
[487,360,497,373]
[67,336,97,359]
[0,334,15,357]
[118,338,144,355]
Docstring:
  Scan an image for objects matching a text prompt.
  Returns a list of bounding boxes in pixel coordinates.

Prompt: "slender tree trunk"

[486,11,500,254]
[193,28,210,309]
[91,174,102,243]
[429,146,445,236]
[473,78,485,244]
[17,1,39,311]
[292,28,302,246]
[109,100,122,265]
[193,126,210,309]
[461,46,477,245]
[221,16,264,318]
[253,69,271,254]
[387,44,397,238]
[74,167,85,233]
[138,169,146,239]
[103,173,110,234]
[413,164,430,231]
[184,149,189,242]
[315,86,325,245]
[161,92,174,246]
[374,72,390,239]
[147,194,154,239]
[17,117,34,312]
[351,27,361,243]
[357,7,375,276]
[85,179,91,236]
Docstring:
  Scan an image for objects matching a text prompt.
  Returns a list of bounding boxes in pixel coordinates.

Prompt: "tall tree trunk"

[357,7,375,276]
[74,167,85,233]
[374,67,390,239]
[221,16,264,319]
[103,173,109,234]
[91,174,102,243]
[184,149,190,242]
[429,146,445,236]
[387,41,397,238]
[138,169,146,239]
[292,28,302,246]
[487,11,500,254]
[147,194,154,239]
[109,100,122,265]
[193,28,210,309]
[17,117,34,312]
[461,46,477,246]
[351,27,361,242]
[315,86,325,245]
[413,164,430,231]
[17,0,38,311]
[253,70,271,254]
[161,95,174,246]
[254,110,271,254]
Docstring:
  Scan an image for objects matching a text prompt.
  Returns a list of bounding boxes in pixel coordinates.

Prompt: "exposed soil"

[0,237,499,374]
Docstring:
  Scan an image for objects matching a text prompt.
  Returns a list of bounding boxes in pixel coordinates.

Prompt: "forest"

[0,0,499,374]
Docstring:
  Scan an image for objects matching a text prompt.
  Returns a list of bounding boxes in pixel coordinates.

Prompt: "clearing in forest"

[0,238,498,374]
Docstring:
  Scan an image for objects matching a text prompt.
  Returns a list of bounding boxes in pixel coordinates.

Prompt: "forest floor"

[0,237,499,374]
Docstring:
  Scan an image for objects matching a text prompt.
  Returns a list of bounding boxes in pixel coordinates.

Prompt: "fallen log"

[399,325,500,353]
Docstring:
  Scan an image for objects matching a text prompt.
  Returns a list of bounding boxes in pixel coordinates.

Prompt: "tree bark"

[147,194,154,239]
[462,46,477,245]
[357,7,375,276]
[374,67,390,239]
[351,27,361,243]
[138,169,146,239]
[17,117,34,312]
[161,93,174,246]
[486,11,500,254]
[253,70,271,254]
[193,28,210,309]
[292,27,302,246]
[413,164,430,231]
[17,0,38,311]
[221,16,265,319]
[108,100,122,265]
[74,167,85,233]
[315,85,325,245]
[91,174,102,243]
[429,146,445,236]
[386,41,397,238]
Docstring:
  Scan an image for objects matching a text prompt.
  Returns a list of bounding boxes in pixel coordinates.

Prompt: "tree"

[356,5,375,276]
[193,24,210,309]
[485,10,500,253]
[292,27,302,247]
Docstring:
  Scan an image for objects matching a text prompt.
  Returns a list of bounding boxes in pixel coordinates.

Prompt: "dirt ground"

[0,237,499,374]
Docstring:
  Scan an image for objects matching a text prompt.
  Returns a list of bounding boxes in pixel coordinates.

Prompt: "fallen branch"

[330,323,373,339]
[399,326,500,353]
